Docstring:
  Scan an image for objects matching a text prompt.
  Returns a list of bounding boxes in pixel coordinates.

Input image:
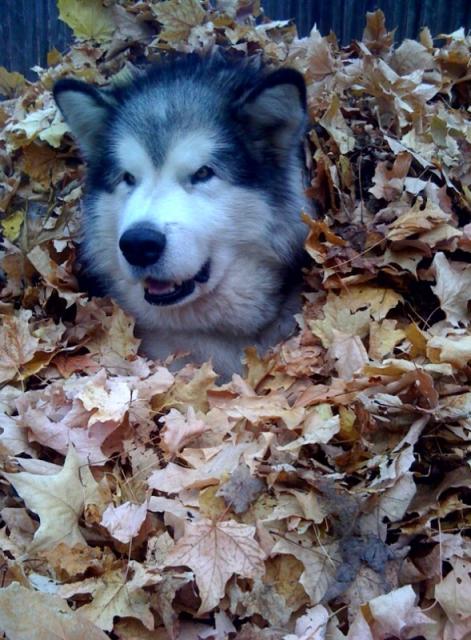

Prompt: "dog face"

[54,56,308,336]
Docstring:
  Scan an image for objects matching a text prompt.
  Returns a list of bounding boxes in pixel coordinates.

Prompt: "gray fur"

[54,55,309,379]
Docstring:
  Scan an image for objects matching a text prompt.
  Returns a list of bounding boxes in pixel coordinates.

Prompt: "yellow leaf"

[310,286,403,347]
[0,67,26,98]
[1,209,24,242]
[57,0,116,42]
[152,0,206,42]
[369,320,406,360]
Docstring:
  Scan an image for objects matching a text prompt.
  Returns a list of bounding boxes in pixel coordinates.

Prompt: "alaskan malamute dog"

[54,55,308,378]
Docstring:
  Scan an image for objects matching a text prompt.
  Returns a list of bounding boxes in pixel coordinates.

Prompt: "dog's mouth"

[143,260,211,306]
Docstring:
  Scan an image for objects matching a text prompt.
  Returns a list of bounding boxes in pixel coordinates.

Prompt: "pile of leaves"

[1,1,471,638]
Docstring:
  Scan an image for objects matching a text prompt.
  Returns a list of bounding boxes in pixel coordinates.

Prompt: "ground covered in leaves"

[0,1,471,638]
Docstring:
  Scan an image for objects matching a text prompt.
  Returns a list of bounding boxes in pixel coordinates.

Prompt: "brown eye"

[191,165,215,184]
[122,171,136,186]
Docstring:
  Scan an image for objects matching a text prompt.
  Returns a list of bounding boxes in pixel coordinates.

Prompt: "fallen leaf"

[431,252,471,326]
[165,518,266,613]
[0,582,110,640]
[59,568,153,631]
[152,0,206,42]
[2,446,102,551]
[216,462,265,514]
[57,0,116,42]
[101,501,148,544]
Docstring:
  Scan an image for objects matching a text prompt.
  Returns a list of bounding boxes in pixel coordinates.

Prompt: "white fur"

[84,130,304,377]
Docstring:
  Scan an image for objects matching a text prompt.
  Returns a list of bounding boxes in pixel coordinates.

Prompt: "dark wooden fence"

[1,0,470,80]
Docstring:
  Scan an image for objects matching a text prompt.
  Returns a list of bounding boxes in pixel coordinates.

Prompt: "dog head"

[54,56,307,334]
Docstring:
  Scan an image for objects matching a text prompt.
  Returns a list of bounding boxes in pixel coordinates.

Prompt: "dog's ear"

[236,68,307,156]
[53,78,116,157]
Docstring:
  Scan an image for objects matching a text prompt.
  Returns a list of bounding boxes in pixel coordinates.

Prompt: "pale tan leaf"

[165,518,266,614]
[0,582,109,640]
[431,252,471,326]
[328,330,369,380]
[2,446,100,551]
[160,407,208,455]
[59,569,153,631]
[271,537,340,604]
[101,501,148,544]
[0,310,40,383]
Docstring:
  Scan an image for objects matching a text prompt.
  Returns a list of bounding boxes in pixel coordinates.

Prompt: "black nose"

[119,227,166,267]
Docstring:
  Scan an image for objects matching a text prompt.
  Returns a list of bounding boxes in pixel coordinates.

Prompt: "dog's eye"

[122,171,136,187]
[191,166,215,184]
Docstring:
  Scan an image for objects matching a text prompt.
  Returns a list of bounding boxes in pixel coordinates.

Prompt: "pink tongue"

[145,278,175,295]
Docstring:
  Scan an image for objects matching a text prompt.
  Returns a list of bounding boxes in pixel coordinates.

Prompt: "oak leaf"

[165,518,266,613]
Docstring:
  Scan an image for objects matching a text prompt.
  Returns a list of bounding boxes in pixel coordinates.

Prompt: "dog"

[53,54,308,378]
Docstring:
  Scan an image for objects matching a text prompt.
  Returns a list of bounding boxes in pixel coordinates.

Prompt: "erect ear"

[53,78,116,157]
[236,68,307,157]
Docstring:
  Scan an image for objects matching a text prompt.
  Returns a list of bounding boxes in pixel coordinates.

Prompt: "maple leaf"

[57,0,116,42]
[216,462,265,514]
[362,10,394,55]
[0,413,32,456]
[0,582,110,640]
[368,585,434,638]
[160,406,208,456]
[2,446,101,551]
[435,558,471,624]
[328,330,369,380]
[319,95,355,154]
[309,287,403,347]
[432,252,471,326]
[165,518,266,614]
[101,501,148,544]
[0,310,40,383]
[271,536,340,605]
[283,605,329,640]
[427,334,471,368]
[0,66,26,98]
[369,151,411,201]
[77,370,131,424]
[59,568,153,631]
[386,198,451,241]
[152,0,206,42]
